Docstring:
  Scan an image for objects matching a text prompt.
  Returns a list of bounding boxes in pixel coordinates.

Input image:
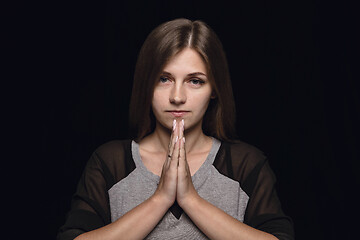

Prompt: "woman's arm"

[74,194,169,240]
[180,194,278,240]
[75,120,182,240]
[176,130,278,240]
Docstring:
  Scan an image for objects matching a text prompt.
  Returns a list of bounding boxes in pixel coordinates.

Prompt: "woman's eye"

[189,79,205,85]
[159,76,170,83]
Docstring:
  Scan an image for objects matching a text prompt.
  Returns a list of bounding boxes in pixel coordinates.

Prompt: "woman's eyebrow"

[161,71,173,76]
[187,72,207,77]
[161,71,207,77]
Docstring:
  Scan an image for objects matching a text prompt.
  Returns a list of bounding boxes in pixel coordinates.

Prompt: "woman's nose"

[169,84,186,104]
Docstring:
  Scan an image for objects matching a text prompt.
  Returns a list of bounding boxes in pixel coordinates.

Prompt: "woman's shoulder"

[220,139,268,180]
[225,139,267,162]
[94,139,133,156]
[87,139,135,183]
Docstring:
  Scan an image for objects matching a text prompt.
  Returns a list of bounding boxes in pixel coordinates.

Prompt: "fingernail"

[173,119,176,131]
[175,136,178,143]
[182,137,185,143]
[181,119,184,131]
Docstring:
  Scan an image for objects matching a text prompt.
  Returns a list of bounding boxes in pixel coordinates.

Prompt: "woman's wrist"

[178,191,202,211]
[151,191,175,210]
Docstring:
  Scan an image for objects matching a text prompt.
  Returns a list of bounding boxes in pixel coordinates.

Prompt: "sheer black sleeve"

[57,140,134,240]
[243,159,294,240]
[215,141,294,240]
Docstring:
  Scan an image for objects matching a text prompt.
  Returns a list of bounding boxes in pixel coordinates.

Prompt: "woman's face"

[152,48,213,132]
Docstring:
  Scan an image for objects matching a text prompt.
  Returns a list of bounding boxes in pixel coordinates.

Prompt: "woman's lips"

[166,111,190,117]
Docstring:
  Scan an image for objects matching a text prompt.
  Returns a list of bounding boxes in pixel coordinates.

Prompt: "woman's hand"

[176,120,199,207]
[154,119,181,208]
[153,119,198,209]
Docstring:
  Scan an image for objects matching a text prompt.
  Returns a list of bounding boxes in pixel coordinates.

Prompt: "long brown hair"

[129,18,237,142]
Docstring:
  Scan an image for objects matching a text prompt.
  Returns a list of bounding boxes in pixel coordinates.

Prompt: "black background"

[8,0,359,239]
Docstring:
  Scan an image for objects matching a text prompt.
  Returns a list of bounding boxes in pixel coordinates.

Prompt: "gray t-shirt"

[58,139,294,240]
[108,138,249,239]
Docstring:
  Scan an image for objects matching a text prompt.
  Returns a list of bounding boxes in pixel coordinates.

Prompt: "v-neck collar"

[131,138,221,219]
[131,137,221,187]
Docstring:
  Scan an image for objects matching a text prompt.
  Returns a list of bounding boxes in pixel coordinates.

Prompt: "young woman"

[58,19,294,240]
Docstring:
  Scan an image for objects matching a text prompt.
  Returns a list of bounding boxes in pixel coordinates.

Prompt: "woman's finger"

[169,118,183,170]
[177,120,196,206]
[164,119,178,169]
[157,119,179,205]
[178,134,186,171]
[169,119,177,152]
[178,119,188,173]
[177,119,184,165]
[169,134,180,170]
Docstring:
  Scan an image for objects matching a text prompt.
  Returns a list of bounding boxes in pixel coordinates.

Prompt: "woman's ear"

[211,91,217,99]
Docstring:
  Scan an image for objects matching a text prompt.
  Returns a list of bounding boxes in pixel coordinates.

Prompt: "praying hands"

[155,119,198,209]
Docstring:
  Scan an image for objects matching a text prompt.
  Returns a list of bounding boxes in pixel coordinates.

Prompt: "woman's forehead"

[162,48,207,76]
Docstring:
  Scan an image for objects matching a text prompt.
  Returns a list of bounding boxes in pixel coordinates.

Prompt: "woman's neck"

[141,120,211,155]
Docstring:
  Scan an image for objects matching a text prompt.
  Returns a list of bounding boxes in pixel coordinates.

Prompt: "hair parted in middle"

[129,18,237,142]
